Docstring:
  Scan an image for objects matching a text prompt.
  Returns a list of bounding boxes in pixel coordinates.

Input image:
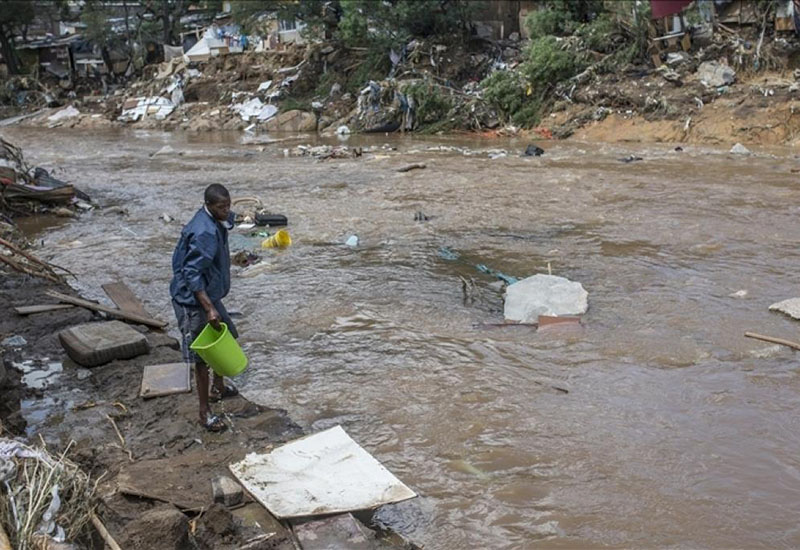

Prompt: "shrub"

[522,36,584,88]
[576,13,617,52]
[402,81,452,125]
[481,70,527,122]
[524,8,572,38]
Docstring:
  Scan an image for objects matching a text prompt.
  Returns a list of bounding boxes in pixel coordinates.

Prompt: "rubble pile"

[4,22,800,145]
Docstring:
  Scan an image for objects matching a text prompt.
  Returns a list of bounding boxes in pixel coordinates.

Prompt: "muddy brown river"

[6,127,800,549]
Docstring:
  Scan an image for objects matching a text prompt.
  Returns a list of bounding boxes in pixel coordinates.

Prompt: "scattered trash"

[489,152,507,160]
[697,61,736,87]
[46,106,80,123]
[537,315,582,330]
[674,146,684,152]
[414,211,429,222]
[232,97,278,122]
[237,223,256,230]
[769,297,800,320]
[254,212,287,227]
[229,425,416,518]
[523,144,545,157]
[119,96,176,122]
[151,145,181,157]
[504,274,588,323]
[257,80,273,93]
[345,235,359,247]
[730,143,751,155]
[336,125,351,135]
[161,213,173,223]
[618,155,643,163]
[232,251,261,267]
[1,335,27,347]
[729,289,748,298]
[396,163,426,173]
[261,229,291,249]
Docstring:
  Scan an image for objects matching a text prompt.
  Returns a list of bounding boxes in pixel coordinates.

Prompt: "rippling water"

[7,127,800,549]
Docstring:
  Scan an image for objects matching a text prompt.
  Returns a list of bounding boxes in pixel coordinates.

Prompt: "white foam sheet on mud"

[229,425,416,518]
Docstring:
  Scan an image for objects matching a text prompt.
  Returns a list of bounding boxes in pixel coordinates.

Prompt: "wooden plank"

[45,290,167,328]
[14,304,75,315]
[102,281,149,318]
[140,363,191,399]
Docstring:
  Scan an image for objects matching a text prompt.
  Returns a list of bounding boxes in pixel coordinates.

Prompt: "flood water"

[7,127,800,549]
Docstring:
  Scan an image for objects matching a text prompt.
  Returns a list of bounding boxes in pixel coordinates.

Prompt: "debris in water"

[345,235,359,247]
[504,274,588,323]
[618,155,643,163]
[730,142,751,155]
[2,335,27,347]
[523,144,545,156]
[769,297,800,319]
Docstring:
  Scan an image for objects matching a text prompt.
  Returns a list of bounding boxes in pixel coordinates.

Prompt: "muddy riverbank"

[4,127,800,549]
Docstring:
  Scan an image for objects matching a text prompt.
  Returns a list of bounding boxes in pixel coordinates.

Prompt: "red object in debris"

[650,0,692,19]
[532,127,553,140]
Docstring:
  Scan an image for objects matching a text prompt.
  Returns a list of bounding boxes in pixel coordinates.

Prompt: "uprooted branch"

[0,237,72,283]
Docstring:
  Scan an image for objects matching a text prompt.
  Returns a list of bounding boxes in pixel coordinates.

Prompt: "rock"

[120,505,190,550]
[697,61,735,87]
[769,297,800,320]
[730,143,751,155]
[212,475,244,507]
[200,503,236,536]
[320,45,334,55]
[508,32,520,42]
[263,110,317,133]
[504,274,588,323]
[524,144,544,156]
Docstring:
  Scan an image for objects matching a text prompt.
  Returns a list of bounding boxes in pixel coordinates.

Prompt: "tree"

[0,0,36,74]
[139,0,221,46]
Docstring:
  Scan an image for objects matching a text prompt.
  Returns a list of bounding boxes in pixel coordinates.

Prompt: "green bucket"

[190,322,248,377]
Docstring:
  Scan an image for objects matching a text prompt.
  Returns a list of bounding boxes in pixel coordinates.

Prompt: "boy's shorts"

[172,300,238,364]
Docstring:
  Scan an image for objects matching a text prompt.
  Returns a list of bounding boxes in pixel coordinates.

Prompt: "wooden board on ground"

[102,281,150,318]
[140,363,191,399]
[115,447,243,511]
[45,290,167,328]
[14,304,75,315]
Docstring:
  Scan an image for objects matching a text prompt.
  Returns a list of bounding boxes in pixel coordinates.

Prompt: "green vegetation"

[482,0,652,129]
[402,81,452,125]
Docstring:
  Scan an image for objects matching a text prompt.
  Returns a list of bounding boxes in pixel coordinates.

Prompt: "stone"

[730,142,751,155]
[263,110,317,133]
[769,297,800,320]
[212,475,244,507]
[697,61,735,87]
[504,274,588,323]
[200,503,236,536]
[120,505,190,550]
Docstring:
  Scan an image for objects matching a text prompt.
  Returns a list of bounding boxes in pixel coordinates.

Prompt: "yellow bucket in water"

[261,228,292,249]
[190,322,248,377]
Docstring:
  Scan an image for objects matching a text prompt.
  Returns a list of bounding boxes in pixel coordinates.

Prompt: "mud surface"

[4,127,800,549]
